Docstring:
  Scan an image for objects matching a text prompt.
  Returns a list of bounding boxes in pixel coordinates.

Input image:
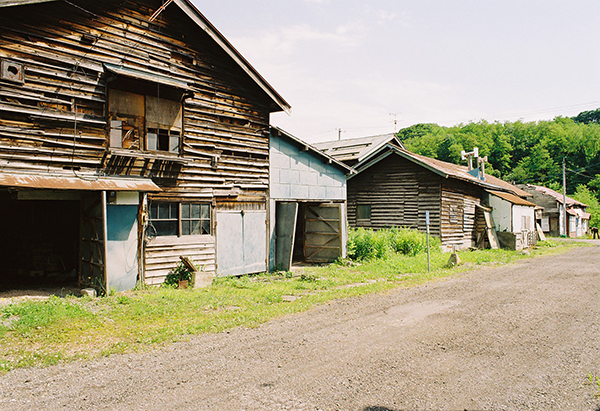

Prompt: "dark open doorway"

[0,191,80,291]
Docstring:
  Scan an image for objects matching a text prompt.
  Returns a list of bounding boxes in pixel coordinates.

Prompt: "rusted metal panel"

[0,173,161,192]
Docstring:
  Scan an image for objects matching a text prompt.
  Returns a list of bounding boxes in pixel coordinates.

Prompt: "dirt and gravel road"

[1,245,600,411]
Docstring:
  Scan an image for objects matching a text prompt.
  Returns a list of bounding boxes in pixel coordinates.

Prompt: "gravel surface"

[1,245,600,410]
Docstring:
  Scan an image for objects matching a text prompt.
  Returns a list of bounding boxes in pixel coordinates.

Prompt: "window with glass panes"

[149,202,211,236]
[181,203,211,235]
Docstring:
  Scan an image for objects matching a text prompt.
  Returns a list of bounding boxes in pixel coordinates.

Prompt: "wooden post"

[426,211,430,272]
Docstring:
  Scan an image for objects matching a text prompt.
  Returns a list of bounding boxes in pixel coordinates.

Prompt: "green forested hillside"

[396,110,600,226]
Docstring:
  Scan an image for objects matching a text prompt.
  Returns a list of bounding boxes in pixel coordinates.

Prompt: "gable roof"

[353,143,528,197]
[523,184,588,208]
[270,127,354,174]
[314,133,405,164]
[0,0,290,114]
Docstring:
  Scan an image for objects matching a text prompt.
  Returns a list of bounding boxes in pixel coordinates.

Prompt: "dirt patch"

[0,287,81,306]
[1,246,600,410]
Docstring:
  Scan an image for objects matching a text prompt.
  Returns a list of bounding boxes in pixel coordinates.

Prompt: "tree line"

[396,109,600,226]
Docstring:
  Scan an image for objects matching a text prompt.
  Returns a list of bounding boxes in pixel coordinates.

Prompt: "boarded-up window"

[108,89,182,153]
[541,216,550,232]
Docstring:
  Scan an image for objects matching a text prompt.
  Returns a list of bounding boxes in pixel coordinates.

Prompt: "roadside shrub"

[163,262,194,288]
[348,227,437,261]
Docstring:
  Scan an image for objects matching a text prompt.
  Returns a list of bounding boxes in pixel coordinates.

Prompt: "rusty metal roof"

[0,173,161,192]
[487,190,537,207]
[524,184,588,208]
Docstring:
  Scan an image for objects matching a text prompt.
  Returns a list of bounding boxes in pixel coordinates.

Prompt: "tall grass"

[347,227,440,261]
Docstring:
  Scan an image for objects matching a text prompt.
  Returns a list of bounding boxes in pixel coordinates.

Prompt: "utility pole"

[563,157,567,237]
[389,113,398,133]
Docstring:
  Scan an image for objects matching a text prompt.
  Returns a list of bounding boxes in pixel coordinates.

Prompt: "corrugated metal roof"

[487,190,537,207]
[314,134,405,164]
[0,173,161,192]
[525,184,588,207]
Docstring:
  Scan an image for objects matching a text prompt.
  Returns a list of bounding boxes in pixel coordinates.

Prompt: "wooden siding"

[144,235,215,285]
[347,154,442,235]
[440,179,482,249]
[0,0,278,281]
[347,152,485,249]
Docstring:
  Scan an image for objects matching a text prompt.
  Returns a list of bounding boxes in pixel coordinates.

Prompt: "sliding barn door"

[304,203,342,263]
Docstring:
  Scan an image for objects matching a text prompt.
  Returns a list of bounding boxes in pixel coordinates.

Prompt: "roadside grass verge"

[0,235,584,373]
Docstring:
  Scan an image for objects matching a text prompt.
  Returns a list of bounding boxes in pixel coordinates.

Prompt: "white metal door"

[216,210,267,276]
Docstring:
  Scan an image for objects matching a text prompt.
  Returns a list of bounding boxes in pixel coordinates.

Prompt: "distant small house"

[519,184,590,237]
[486,190,539,250]
[269,127,353,271]
[317,139,537,251]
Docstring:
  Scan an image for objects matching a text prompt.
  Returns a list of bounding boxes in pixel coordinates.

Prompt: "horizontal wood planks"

[347,154,442,234]
[144,235,215,285]
[0,0,273,201]
[348,152,485,249]
[0,0,278,282]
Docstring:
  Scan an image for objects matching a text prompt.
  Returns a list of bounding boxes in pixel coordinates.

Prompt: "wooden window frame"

[149,202,211,237]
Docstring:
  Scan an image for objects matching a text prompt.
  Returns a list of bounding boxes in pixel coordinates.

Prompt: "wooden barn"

[0,0,289,292]
[269,127,352,272]
[321,140,535,251]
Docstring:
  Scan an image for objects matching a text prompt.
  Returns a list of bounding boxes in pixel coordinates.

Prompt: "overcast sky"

[193,0,600,143]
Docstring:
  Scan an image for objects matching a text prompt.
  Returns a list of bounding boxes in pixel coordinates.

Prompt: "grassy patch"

[0,237,581,372]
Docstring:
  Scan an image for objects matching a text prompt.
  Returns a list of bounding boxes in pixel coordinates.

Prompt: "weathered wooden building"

[0,0,289,292]
[269,127,352,271]
[519,184,589,237]
[320,140,535,251]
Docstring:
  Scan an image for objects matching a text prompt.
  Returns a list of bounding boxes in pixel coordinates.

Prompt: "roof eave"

[175,0,291,114]
[271,127,354,174]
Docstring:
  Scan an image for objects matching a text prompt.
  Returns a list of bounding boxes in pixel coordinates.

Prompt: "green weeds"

[587,373,600,397]
[348,227,440,261]
[0,233,579,373]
